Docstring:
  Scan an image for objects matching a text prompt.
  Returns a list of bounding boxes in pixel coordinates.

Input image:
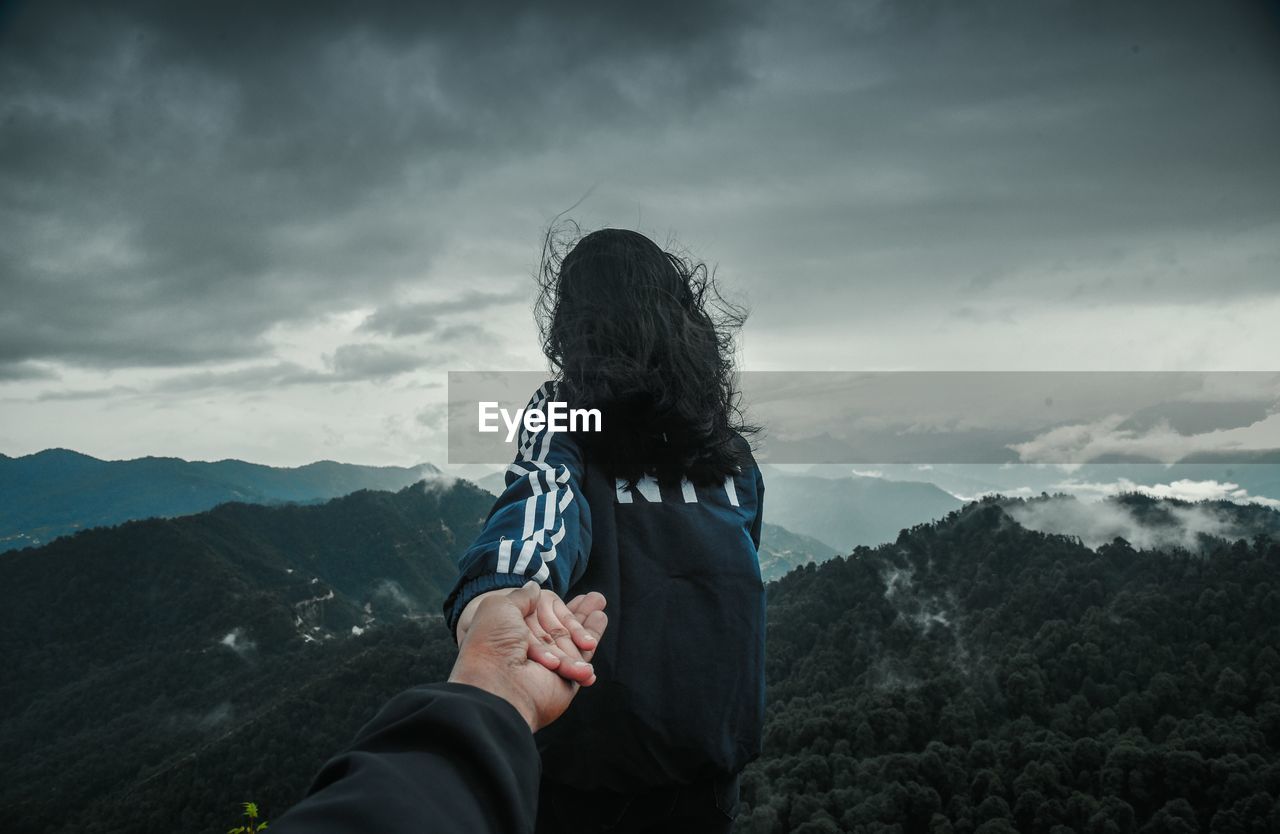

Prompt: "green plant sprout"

[227,801,268,834]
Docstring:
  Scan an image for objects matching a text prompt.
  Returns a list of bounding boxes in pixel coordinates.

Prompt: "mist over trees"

[739,496,1280,832]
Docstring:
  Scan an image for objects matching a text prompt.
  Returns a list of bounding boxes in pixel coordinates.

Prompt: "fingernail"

[574,660,591,667]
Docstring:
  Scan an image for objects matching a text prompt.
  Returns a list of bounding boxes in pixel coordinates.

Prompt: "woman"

[444,227,765,833]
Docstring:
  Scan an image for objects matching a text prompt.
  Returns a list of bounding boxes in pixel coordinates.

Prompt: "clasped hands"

[449,583,607,732]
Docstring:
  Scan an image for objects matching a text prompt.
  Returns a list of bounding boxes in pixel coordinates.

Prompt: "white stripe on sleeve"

[513,539,539,574]
[496,539,514,574]
[543,486,557,530]
[522,495,540,539]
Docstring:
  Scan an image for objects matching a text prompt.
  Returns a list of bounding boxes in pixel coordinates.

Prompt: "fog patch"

[882,566,913,600]
[881,563,957,634]
[953,485,1038,502]
[915,610,951,629]
[1006,494,1275,552]
[219,628,255,656]
[1054,477,1280,509]
[874,559,975,680]
[372,578,417,613]
[866,659,922,693]
[1010,411,1280,467]
[198,702,234,729]
[163,701,235,734]
[419,468,459,494]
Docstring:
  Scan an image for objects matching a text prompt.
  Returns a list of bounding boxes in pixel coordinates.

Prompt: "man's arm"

[273,583,608,834]
[270,683,541,834]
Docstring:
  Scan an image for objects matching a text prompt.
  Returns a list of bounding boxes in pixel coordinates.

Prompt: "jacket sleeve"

[749,463,764,551]
[443,380,593,633]
[271,682,540,834]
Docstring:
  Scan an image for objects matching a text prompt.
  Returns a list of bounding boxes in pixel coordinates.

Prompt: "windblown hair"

[535,224,757,487]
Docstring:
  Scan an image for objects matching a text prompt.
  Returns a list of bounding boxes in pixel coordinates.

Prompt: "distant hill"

[470,468,509,496]
[0,448,439,552]
[757,521,840,582]
[760,468,964,552]
[0,479,495,832]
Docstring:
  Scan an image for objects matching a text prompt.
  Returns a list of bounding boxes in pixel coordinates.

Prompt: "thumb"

[505,580,541,617]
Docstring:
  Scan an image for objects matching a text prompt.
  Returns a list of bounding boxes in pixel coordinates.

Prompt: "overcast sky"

[2,0,1278,468]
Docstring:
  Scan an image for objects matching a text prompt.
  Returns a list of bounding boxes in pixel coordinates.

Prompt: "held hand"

[527,588,602,670]
[565,591,607,662]
[448,582,609,732]
[456,587,606,683]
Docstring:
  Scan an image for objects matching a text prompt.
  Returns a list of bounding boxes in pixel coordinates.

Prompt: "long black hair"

[535,224,757,487]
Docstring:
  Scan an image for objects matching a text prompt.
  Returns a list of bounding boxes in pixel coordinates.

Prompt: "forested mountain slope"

[740,496,1280,833]
[5,489,1278,832]
[0,448,437,552]
[0,480,494,832]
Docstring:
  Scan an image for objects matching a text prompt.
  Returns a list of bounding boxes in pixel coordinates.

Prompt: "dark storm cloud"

[2,0,1278,388]
[144,342,434,394]
[35,384,141,402]
[358,289,526,337]
[0,0,757,375]
[326,343,428,380]
[145,362,329,394]
[0,361,58,382]
[729,0,1280,320]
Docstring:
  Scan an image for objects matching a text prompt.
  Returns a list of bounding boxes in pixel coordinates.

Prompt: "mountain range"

[28,448,1272,565]
[3,450,965,566]
[758,467,964,554]
[3,478,1278,831]
[0,448,438,552]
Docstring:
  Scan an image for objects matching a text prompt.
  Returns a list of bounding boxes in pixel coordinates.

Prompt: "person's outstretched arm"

[270,682,540,834]
[273,582,608,834]
[444,380,595,656]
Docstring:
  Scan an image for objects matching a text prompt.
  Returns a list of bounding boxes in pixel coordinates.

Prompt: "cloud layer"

[2,1,1278,465]
[1006,493,1280,552]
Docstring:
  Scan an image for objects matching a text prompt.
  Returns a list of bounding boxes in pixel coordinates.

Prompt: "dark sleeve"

[271,682,541,834]
[750,464,764,551]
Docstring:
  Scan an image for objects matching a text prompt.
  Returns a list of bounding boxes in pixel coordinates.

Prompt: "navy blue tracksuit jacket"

[443,380,767,793]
